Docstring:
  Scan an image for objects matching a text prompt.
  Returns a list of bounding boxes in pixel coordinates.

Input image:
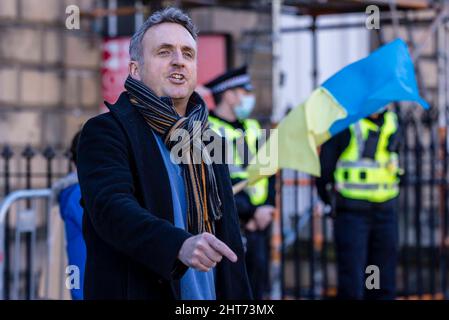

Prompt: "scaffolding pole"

[271,0,283,300]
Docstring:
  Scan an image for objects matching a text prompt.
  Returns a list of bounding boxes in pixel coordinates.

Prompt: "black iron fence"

[277,110,449,300]
[0,144,73,299]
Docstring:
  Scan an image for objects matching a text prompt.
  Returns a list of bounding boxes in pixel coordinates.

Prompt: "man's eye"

[183,52,194,59]
[158,50,170,56]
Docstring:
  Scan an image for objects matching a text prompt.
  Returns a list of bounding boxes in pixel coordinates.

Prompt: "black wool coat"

[77,92,253,300]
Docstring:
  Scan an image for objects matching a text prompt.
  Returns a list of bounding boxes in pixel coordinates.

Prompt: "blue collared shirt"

[153,131,216,300]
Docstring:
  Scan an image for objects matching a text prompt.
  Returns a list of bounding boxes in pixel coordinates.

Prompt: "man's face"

[224,87,248,108]
[134,22,197,103]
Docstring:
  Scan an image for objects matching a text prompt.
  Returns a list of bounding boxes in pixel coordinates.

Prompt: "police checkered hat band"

[204,65,253,95]
[209,75,251,94]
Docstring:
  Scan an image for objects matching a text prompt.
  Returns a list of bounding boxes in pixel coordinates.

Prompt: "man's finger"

[198,252,217,269]
[202,242,223,263]
[190,258,211,272]
[207,236,237,263]
[193,263,211,272]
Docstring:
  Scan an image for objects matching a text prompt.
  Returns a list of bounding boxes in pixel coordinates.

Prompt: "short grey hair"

[129,7,199,65]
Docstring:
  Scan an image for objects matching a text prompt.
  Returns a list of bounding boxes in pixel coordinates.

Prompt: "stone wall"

[0,0,102,190]
[0,0,101,152]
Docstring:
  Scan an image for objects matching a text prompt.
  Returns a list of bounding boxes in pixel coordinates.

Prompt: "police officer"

[316,108,401,300]
[205,66,275,299]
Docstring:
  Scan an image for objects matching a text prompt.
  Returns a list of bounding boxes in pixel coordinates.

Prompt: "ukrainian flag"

[247,39,429,184]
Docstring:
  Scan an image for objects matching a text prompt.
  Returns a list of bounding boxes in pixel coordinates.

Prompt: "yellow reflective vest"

[334,111,400,203]
[208,115,269,206]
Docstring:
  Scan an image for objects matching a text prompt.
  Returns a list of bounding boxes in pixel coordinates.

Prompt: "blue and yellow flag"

[247,39,429,183]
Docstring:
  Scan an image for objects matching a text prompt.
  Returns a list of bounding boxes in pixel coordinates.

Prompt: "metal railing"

[0,189,52,300]
[0,173,78,300]
[1,144,73,299]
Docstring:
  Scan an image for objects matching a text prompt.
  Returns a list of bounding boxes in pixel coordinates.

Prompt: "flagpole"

[271,0,283,301]
[232,180,248,195]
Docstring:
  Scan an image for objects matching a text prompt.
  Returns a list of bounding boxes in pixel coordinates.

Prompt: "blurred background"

[0,0,448,300]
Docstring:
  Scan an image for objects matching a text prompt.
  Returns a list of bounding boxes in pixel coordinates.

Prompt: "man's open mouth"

[169,73,186,83]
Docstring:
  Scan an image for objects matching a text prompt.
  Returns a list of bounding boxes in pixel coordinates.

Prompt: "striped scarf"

[125,75,222,234]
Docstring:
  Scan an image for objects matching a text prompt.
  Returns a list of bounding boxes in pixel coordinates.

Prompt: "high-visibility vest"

[334,111,400,203]
[208,115,269,206]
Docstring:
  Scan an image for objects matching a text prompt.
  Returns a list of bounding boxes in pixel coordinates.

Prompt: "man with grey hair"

[77,7,252,299]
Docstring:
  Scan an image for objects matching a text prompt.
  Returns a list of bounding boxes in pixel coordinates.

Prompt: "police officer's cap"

[204,65,254,95]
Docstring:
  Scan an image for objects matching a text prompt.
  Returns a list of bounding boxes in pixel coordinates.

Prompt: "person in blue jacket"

[58,131,86,300]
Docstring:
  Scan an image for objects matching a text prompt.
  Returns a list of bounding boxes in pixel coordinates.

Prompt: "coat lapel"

[104,92,175,224]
